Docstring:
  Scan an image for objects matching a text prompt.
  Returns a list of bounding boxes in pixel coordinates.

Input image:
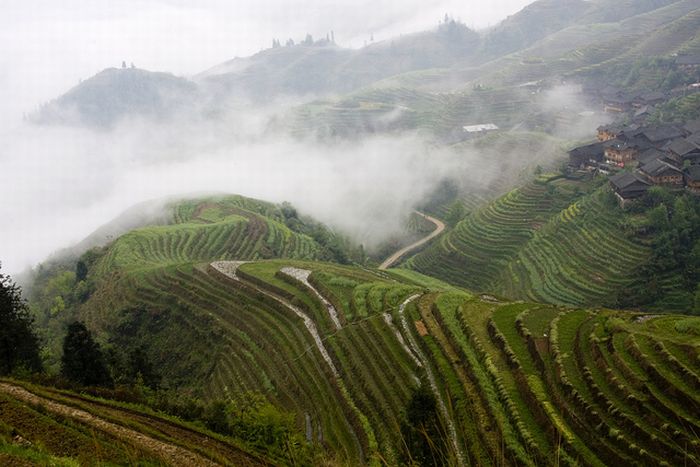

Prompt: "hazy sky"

[0,0,541,274]
[0,0,532,120]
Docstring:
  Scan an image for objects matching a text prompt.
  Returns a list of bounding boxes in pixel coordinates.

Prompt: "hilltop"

[33,67,198,128]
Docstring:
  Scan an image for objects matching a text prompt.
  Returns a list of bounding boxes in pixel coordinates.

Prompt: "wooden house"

[666,138,700,165]
[639,159,683,186]
[603,95,634,113]
[637,125,685,148]
[637,148,674,167]
[633,105,653,121]
[633,92,665,108]
[684,166,700,194]
[604,139,641,165]
[568,141,605,168]
[597,124,622,141]
[609,172,651,206]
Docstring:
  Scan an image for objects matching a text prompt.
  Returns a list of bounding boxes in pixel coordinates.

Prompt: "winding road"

[379,211,445,270]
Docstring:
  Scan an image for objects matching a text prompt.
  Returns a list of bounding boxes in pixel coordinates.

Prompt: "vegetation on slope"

[408,173,700,313]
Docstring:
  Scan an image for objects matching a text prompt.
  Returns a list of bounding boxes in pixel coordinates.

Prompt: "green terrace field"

[93,195,324,275]
[0,379,270,466]
[405,174,662,309]
[28,190,700,464]
[291,85,536,138]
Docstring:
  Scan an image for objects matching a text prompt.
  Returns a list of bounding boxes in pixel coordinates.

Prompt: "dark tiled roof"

[638,148,666,166]
[568,141,605,157]
[641,125,684,142]
[610,171,651,190]
[640,159,681,177]
[684,119,700,134]
[687,133,700,146]
[634,105,650,118]
[667,138,700,156]
[684,165,700,182]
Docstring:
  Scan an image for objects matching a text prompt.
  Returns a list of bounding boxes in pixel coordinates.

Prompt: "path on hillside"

[379,212,445,270]
[210,261,339,376]
[397,295,464,465]
[280,267,342,330]
[0,382,219,467]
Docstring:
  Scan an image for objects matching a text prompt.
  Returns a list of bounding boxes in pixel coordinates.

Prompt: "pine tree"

[61,321,112,387]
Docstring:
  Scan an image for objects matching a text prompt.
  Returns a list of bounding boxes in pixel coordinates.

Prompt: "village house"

[666,138,700,166]
[633,105,654,122]
[637,125,686,148]
[603,94,634,113]
[597,124,624,141]
[639,159,684,186]
[632,91,665,108]
[604,138,642,165]
[609,172,651,206]
[637,148,669,166]
[568,141,605,169]
[684,166,700,194]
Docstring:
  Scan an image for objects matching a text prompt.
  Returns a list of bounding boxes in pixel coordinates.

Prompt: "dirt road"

[379,212,445,270]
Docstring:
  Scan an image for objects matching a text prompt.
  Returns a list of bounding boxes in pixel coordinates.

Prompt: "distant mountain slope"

[200,21,480,99]
[33,67,197,127]
[480,0,592,58]
[32,0,699,129]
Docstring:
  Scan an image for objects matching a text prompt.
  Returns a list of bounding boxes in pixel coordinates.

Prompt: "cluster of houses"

[568,118,700,205]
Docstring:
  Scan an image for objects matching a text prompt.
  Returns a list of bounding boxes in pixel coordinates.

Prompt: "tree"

[0,263,42,375]
[61,321,112,387]
[75,260,88,282]
[127,346,160,389]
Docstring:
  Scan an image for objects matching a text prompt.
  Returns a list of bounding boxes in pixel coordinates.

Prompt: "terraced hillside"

[292,86,535,138]
[0,379,270,466]
[27,190,700,464]
[94,195,326,275]
[406,175,657,309]
[52,260,700,464]
[291,0,700,140]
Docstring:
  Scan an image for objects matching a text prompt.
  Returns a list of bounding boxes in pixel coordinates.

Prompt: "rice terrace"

[1,0,700,465]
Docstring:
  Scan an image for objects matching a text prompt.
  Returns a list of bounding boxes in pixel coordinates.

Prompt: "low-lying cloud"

[0,103,478,274]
